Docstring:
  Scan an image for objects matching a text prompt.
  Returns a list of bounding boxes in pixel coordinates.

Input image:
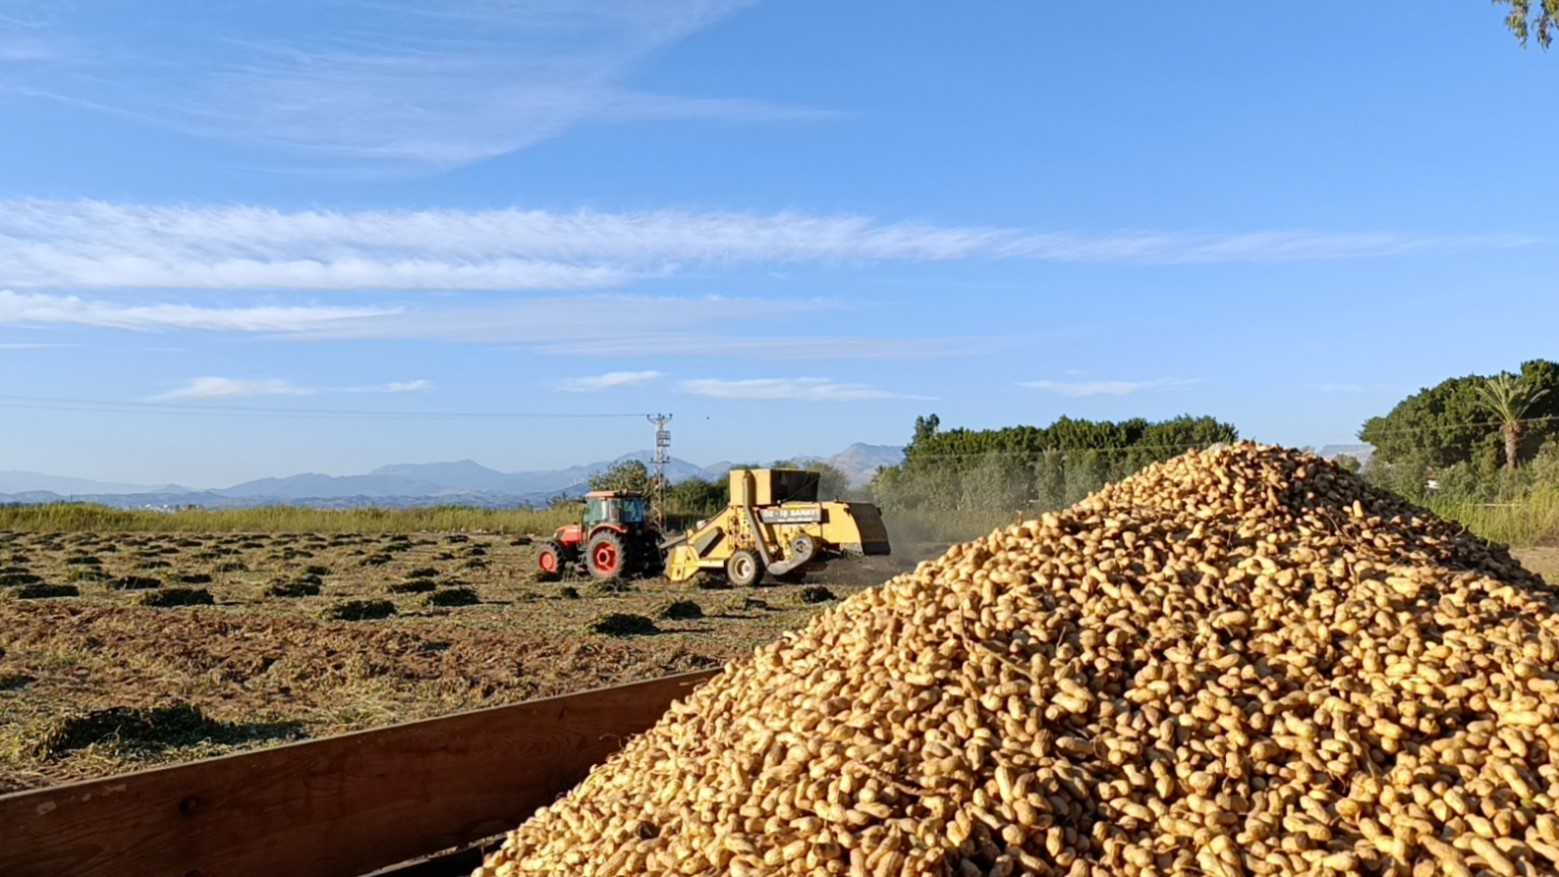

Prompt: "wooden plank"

[0,670,718,877]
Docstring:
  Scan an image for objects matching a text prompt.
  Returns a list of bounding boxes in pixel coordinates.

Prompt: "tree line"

[1359,359,1559,503]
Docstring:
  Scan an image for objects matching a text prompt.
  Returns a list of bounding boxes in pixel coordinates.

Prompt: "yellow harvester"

[661,468,890,586]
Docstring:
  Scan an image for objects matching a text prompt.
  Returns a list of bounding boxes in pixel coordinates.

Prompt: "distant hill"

[1316,444,1375,467]
[0,444,899,509]
[0,471,183,497]
[825,443,904,485]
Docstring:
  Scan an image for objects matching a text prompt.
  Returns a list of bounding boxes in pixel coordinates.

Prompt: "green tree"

[1477,372,1551,470]
[873,413,1237,516]
[664,477,726,518]
[1361,360,1559,477]
[1495,0,1559,47]
[588,460,651,495]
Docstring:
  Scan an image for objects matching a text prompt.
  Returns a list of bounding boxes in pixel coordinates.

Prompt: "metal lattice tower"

[647,413,672,526]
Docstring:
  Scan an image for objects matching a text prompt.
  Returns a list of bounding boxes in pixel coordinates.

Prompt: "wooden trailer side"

[0,670,718,877]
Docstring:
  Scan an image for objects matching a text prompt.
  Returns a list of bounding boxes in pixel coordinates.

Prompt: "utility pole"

[647,413,672,527]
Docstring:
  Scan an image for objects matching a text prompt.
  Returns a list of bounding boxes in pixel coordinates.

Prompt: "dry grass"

[0,527,922,792]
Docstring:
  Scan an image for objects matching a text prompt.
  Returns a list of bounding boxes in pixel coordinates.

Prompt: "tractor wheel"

[536,540,566,582]
[587,531,629,580]
[726,549,765,588]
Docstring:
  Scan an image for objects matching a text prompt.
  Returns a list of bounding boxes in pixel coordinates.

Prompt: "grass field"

[0,526,925,793]
[1427,484,1559,549]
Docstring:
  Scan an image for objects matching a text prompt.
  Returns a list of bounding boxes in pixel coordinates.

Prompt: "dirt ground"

[1513,547,1559,583]
[0,529,934,792]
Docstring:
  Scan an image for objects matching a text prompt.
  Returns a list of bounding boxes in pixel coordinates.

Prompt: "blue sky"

[1,1,1555,487]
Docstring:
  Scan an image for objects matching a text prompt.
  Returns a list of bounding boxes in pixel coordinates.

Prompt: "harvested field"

[0,529,920,792]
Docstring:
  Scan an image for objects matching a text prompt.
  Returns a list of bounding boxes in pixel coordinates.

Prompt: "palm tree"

[1476,373,1550,470]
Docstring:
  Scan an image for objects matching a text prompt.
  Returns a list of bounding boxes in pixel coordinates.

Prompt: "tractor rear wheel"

[536,540,566,581]
[726,549,764,588]
[587,531,629,580]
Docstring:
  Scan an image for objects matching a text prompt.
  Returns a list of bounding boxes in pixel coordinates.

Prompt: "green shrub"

[387,580,436,594]
[14,583,79,599]
[799,585,837,604]
[139,587,214,608]
[265,581,321,598]
[588,578,634,596]
[658,599,704,621]
[691,572,731,590]
[589,613,659,637]
[36,703,212,758]
[424,587,481,608]
[324,599,396,621]
[727,596,771,613]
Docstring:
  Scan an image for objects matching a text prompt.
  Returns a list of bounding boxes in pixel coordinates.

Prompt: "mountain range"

[0,444,904,510]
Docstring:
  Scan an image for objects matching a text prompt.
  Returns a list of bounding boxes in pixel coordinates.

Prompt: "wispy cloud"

[0,36,57,62]
[679,377,930,402]
[2,200,1535,293]
[1019,378,1200,397]
[0,289,997,360]
[0,1,818,167]
[0,290,397,331]
[558,370,663,392]
[156,376,433,400]
[381,380,433,394]
[533,334,974,360]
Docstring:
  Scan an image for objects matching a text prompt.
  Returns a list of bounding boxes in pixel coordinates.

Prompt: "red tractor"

[536,491,664,580]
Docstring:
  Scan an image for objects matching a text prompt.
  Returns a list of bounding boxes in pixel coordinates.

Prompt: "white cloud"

[0,290,397,331]
[156,376,434,401]
[2,200,1533,294]
[558,370,663,392]
[678,377,930,402]
[0,290,942,357]
[158,378,311,400]
[1019,378,1199,397]
[0,1,819,167]
[382,380,433,394]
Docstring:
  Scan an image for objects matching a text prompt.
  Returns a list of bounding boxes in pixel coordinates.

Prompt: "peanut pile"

[476,444,1559,876]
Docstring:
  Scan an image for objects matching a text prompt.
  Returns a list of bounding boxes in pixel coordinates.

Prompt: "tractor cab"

[584,492,647,528]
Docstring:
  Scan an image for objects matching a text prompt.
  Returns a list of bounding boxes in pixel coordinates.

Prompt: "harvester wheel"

[536,541,566,581]
[726,549,764,588]
[587,531,629,580]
